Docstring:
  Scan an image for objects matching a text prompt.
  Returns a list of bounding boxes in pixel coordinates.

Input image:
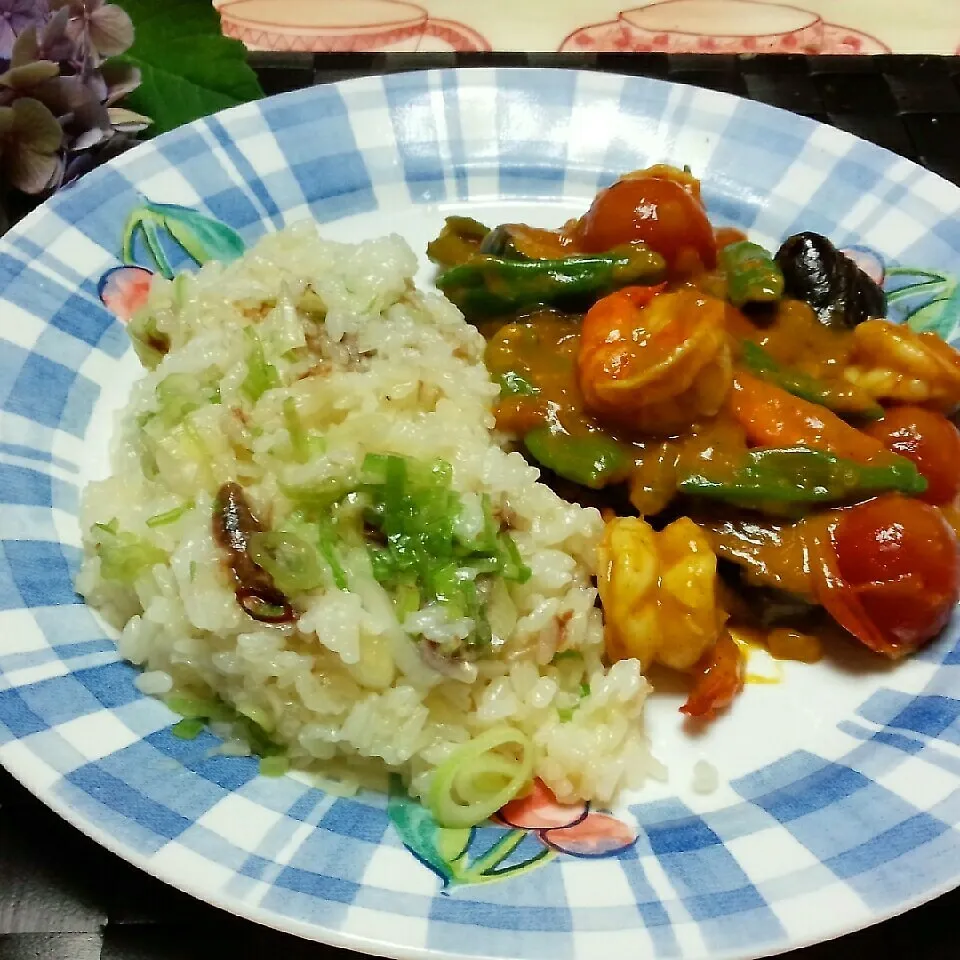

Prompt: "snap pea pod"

[524,428,629,489]
[498,370,539,397]
[679,446,926,515]
[740,341,884,420]
[436,248,667,320]
[720,240,784,308]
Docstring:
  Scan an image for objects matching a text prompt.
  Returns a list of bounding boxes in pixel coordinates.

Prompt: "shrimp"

[596,516,726,673]
[844,319,960,412]
[681,631,745,720]
[578,287,733,434]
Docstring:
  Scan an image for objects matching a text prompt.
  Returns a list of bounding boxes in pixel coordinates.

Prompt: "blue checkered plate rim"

[1,67,960,960]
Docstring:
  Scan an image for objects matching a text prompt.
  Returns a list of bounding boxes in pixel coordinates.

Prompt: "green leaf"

[905,281,960,340]
[387,776,465,885]
[139,214,174,278]
[455,829,556,884]
[147,203,246,264]
[112,0,263,136]
[435,826,473,865]
[885,279,948,305]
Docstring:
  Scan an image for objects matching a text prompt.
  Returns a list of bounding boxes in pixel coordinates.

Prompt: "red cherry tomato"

[575,173,717,272]
[865,406,960,505]
[819,495,960,658]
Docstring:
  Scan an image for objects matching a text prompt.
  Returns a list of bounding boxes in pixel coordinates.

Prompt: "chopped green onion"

[165,694,225,720]
[393,581,421,621]
[146,500,194,528]
[171,718,204,739]
[498,532,532,584]
[283,396,310,464]
[466,590,493,647]
[463,556,501,575]
[248,530,326,595]
[475,493,499,553]
[172,272,190,310]
[165,693,214,717]
[279,452,532,643]
[551,650,583,664]
[93,520,167,584]
[356,452,532,632]
[557,679,590,722]
[429,562,465,614]
[361,451,394,485]
[258,755,290,777]
[241,328,280,402]
[164,694,283,758]
[155,367,220,427]
[369,550,395,585]
[236,703,273,732]
[428,726,534,828]
[383,454,407,520]
[297,287,326,319]
[234,714,284,758]
[316,519,348,590]
[282,479,350,515]
[129,313,170,368]
[182,418,212,466]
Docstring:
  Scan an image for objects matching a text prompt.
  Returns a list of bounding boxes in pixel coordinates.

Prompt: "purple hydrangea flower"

[0,0,48,60]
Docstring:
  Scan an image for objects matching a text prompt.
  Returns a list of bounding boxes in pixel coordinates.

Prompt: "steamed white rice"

[77,222,659,805]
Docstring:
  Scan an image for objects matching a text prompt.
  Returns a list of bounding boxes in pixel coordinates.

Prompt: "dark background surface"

[2,52,960,960]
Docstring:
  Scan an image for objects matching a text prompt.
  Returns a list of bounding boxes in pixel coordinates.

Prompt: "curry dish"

[428,164,960,720]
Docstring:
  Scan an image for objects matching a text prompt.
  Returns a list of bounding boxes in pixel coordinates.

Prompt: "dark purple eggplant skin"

[478,224,526,259]
[774,232,886,330]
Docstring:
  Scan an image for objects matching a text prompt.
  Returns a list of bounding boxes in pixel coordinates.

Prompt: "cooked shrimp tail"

[680,631,745,719]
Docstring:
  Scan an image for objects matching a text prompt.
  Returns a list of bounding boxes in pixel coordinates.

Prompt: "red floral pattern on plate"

[495,778,638,861]
[98,265,153,321]
[498,777,588,830]
[541,812,639,857]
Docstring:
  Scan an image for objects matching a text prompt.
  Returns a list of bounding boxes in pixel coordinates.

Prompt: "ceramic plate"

[1,68,960,960]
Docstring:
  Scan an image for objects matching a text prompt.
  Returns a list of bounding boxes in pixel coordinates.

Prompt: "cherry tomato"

[575,173,717,273]
[820,495,960,657]
[865,406,960,505]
